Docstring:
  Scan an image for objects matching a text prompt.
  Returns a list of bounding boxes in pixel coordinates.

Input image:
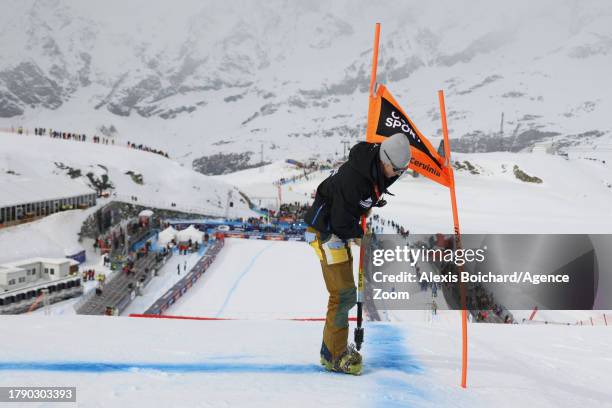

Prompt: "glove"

[348,238,362,247]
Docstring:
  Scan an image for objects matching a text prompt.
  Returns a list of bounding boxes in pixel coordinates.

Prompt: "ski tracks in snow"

[215,242,275,318]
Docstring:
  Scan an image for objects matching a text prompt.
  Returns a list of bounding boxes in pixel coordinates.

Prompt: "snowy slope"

[263,150,612,233]
[0,314,610,407]
[0,208,95,264]
[377,151,612,234]
[155,235,609,325]
[0,132,255,217]
[170,239,330,319]
[213,160,328,208]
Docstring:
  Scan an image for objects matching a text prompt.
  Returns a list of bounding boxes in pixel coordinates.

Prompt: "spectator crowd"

[6,126,170,159]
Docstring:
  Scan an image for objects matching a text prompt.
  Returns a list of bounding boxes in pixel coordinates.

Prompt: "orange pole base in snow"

[529,306,539,321]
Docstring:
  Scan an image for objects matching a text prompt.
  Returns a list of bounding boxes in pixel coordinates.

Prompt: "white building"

[0,257,83,314]
[0,257,79,292]
[0,177,96,226]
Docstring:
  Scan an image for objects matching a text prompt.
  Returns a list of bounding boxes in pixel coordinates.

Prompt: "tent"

[176,225,204,243]
[139,209,154,218]
[158,226,177,246]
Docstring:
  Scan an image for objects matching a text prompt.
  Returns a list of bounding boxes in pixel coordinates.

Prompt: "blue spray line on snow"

[0,361,321,374]
[366,324,421,373]
[0,325,422,375]
[0,324,432,407]
[366,324,429,407]
[214,242,274,318]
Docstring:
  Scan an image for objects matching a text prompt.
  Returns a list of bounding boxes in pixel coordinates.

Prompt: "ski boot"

[320,344,363,375]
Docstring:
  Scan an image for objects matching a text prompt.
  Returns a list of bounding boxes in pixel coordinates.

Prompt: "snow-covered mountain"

[1,0,612,169]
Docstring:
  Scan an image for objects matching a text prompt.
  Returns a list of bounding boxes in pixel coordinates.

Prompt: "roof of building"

[0,177,95,208]
[1,257,79,269]
[0,265,23,274]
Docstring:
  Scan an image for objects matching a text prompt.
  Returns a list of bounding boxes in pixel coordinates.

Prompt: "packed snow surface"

[0,315,610,407]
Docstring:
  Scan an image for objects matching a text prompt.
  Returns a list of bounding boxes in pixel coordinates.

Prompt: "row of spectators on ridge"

[10,126,170,158]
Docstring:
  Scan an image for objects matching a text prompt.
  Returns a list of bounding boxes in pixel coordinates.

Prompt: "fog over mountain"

[1,0,611,169]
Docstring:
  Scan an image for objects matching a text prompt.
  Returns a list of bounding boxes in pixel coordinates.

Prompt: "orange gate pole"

[369,23,381,97]
[438,89,468,388]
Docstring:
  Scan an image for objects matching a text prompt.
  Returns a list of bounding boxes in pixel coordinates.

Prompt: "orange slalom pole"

[529,306,538,321]
[369,23,381,97]
[438,89,468,389]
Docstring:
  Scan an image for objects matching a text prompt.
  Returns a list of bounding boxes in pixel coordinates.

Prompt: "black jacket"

[304,142,398,240]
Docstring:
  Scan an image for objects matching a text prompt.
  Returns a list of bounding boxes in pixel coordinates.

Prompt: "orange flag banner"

[366,84,452,188]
